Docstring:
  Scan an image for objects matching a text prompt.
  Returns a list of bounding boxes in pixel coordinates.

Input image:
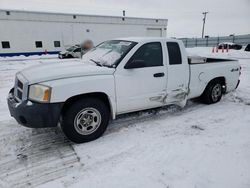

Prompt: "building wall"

[0,10,168,56]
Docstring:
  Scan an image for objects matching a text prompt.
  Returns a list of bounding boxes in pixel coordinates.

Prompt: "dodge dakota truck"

[7,38,241,143]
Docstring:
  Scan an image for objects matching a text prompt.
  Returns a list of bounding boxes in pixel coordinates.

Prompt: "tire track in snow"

[0,101,201,188]
[0,125,83,188]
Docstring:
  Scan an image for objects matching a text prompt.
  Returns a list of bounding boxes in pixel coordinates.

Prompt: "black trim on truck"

[235,80,240,89]
[188,57,236,64]
[7,88,63,128]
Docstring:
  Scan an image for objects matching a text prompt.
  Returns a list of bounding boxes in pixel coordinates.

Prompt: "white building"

[0,9,168,56]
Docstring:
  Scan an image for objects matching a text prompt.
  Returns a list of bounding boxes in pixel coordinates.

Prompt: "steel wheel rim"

[74,107,102,135]
[211,84,222,102]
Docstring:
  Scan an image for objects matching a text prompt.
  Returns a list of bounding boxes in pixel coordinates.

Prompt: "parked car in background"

[58,45,82,59]
[244,43,250,52]
[217,42,242,50]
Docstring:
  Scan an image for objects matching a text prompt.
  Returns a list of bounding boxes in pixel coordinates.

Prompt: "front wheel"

[61,98,110,143]
[202,80,223,104]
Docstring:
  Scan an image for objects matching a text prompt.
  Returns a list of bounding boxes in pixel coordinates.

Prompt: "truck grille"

[14,74,28,102]
[15,79,24,101]
[17,79,23,89]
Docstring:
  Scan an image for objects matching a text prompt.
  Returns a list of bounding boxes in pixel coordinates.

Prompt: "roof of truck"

[116,37,180,43]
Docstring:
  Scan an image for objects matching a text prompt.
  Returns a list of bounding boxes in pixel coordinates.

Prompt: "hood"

[20,60,115,84]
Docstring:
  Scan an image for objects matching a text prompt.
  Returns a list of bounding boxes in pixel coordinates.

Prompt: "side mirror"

[124,59,146,69]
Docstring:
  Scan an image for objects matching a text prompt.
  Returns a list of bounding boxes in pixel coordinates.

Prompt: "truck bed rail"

[188,56,236,64]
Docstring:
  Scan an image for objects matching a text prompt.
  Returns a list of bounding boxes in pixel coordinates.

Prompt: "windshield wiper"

[90,59,103,67]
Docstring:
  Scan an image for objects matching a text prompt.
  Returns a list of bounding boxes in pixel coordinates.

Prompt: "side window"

[74,48,81,52]
[167,42,182,65]
[2,41,10,49]
[129,42,163,68]
[54,41,61,47]
[35,41,43,48]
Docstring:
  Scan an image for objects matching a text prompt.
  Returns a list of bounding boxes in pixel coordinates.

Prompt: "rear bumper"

[7,88,64,128]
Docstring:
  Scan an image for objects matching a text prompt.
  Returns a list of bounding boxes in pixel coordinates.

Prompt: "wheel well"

[61,92,112,116]
[204,77,226,94]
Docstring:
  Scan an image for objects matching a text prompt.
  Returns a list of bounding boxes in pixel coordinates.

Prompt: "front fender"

[41,75,116,119]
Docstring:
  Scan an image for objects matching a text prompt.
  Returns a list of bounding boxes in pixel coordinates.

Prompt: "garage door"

[146,28,162,37]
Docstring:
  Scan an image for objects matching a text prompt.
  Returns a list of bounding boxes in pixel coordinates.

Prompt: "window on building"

[128,42,163,68]
[6,11,10,15]
[167,42,182,65]
[54,41,61,47]
[35,41,43,48]
[73,15,76,19]
[2,41,10,48]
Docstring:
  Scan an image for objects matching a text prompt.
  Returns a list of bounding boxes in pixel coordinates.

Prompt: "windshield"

[82,40,137,67]
[67,46,78,52]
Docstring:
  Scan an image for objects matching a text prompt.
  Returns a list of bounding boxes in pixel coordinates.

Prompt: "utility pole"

[202,11,208,38]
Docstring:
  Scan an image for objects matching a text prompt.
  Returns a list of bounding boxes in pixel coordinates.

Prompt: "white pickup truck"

[8,38,241,143]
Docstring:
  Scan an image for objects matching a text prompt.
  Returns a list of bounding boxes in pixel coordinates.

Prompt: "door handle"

[153,73,165,77]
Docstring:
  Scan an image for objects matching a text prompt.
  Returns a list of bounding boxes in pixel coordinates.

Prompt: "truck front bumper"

[7,88,64,128]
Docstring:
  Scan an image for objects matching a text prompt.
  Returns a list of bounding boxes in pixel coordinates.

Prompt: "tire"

[61,98,110,143]
[201,80,223,104]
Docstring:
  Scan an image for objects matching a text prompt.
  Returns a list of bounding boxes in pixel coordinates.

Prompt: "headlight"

[28,84,51,103]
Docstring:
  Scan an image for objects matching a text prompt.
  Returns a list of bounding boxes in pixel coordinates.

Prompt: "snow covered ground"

[0,50,250,188]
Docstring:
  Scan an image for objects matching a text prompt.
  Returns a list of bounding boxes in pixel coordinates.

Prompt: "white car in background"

[58,45,82,59]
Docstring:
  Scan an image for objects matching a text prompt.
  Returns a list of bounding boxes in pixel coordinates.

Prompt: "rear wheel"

[61,98,110,143]
[202,80,223,104]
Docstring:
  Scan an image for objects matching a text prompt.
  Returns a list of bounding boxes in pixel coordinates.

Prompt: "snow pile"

[0,54,58,61]
[82,48,121,66]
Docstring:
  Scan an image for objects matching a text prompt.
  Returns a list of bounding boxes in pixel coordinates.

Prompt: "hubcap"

[74,108,102,135]
[211,84,222,102]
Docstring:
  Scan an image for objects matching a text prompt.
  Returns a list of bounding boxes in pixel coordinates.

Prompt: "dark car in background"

[218,42,242,50]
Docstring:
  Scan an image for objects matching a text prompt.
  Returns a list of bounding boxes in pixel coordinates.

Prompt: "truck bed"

[188,56,239,99]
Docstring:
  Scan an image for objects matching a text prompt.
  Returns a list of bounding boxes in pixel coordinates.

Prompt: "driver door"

[115,42,167,114]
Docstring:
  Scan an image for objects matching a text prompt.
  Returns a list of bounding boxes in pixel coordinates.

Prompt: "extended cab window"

[167,42,182,65]
[128,42,163,68]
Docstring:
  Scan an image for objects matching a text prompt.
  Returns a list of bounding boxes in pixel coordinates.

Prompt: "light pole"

[202,11,208,38]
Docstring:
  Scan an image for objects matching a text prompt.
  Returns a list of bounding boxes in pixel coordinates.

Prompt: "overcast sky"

[1,0,249,38]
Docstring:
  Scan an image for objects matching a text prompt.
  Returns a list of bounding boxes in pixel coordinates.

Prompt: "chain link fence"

[180,34,250,48]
